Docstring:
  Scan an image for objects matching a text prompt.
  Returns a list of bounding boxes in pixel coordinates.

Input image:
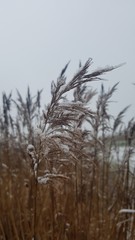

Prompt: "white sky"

[0,0,135,123]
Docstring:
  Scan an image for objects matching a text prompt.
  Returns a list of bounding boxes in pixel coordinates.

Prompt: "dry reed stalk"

[0,59,135,239]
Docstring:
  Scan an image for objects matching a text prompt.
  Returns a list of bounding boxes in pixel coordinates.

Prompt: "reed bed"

[0,59,135,240]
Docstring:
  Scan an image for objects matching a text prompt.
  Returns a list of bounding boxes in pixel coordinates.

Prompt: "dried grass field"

[0,59,135,239]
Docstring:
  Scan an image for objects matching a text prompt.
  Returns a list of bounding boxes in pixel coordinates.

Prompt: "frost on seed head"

[27,144,35,153]
[37,171,69,185]
[34,128,42,136]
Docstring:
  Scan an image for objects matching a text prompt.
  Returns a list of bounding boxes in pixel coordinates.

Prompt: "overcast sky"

[0,0,135,123]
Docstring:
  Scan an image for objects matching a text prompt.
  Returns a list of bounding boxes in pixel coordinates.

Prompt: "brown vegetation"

[0,59,135,239]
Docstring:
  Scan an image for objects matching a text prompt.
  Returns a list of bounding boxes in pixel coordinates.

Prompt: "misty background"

[0,0,135,123]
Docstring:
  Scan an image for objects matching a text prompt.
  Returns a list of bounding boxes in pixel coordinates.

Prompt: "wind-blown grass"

[0,59,135,240]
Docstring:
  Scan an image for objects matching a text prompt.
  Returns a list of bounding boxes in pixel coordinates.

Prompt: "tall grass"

[0,59,135,239]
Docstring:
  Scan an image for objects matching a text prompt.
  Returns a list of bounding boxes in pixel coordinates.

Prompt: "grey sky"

[0,0,135,122]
